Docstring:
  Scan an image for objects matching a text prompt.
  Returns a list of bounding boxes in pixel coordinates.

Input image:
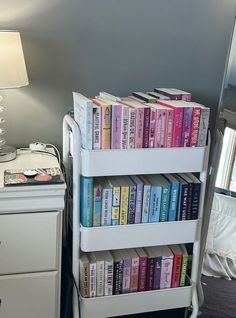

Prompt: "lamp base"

[0,145,16,162]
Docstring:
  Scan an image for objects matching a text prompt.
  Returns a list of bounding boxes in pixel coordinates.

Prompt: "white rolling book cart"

[63,114,210,318]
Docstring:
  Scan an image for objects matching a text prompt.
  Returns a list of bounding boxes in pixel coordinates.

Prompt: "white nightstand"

[0,149,66,318]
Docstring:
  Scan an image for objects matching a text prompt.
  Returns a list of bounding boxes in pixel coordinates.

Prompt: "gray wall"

[1,0,236,149]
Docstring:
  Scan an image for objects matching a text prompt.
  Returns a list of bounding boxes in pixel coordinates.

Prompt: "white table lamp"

[0,30,29,162]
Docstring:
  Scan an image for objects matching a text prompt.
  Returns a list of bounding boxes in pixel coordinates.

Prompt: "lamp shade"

[0,30,29,89]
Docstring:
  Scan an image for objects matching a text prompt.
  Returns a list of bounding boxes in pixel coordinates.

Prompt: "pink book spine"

[154,109,165,148]
[128,107,136,149]
[143,107,150,148]
[160,256,173,289]
[160,109,166,147]
[149,108,156,148]
[111,104,122,149]
[138,256,148,291]
[182,93,192,102]
[171,108,183,147]
[165,109,174,148]
[134,108,144,148]
[190,107,201,147]
[121,106,129,149]
[130,256,139,292]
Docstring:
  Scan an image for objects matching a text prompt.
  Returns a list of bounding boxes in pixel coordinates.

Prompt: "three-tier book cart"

[63,114,210,318]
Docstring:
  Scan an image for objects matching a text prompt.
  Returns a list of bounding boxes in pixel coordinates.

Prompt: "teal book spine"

[80,176,93,227]
[168,182,180,221]
[159,184,170,222]
[93,184,102,226]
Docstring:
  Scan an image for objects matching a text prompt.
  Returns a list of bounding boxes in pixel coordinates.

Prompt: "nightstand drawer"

[0,271,59,318]
[0,212,61,274]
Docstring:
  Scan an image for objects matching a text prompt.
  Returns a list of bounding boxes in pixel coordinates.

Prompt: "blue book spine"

[93,185,102,226]
[154,256,162,289]
[141,185,151,223]
[159,185,170,222]
[191,183,201,219]
[80,176,93,227]
[148,186,162,222]
[178,184,189,221]
[168,182,180,221]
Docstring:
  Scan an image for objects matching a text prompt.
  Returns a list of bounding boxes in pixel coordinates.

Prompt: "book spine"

[149,108,157,148]
[104,260,114,296]
[128,107,136,148]
[165,109,174,148]
[122,257,132,293]
[96,260,104,296]
[134,182,143,224]
[143,107,150,148]
[182,107,193,147]
[138,256,148,291]
[154,256,162,289]
[186,183,193,220]
[112,186,120,207]
[93,105,102,150]
[172,108,184,147]
[134,108,144,148]
[93,184,102,227]
[160,109,166,147]
[148,186,162,223]
[89,261,97,297]
[101,188,112,226]
[141,185,151,223]
[160,256,173,289]
[121,106,129,149]
[111,104,122,149]
[130,256,139,292]
[180,255,188,287]
[159,185,170,222]
[168,182,179,222]
[178,184,189,221]
[190,107,201,147]
[146,257,155,290]
[154,109,163,148]
[128,185,136,224]
[197,108,210,147]
[182,93,192,102]
[191,183,201,219]
[101,104,111,149]
[81,177,93,227]
[113,260,123,295]
[171,254,182,288]
[111,207,120,225]
[79,259,89,297]
[120,186,129,225]
[154,88,181,100]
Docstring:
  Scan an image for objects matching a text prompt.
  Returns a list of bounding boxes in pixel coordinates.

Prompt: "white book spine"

[128,107,136,149]
[96,260,105,296]
[197,108,210,147]
[89,262,97,297]
[101,189,112,226]
[104,260,114,296]
[121,106,129,149]
[160,256,173,289]
[93,105,101,149]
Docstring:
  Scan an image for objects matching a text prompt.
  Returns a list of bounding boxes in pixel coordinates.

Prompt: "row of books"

[80,173,201,227]
[80,244,189,298]
[73,88,210,150]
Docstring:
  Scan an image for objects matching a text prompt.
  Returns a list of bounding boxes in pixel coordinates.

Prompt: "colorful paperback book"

[154,88,182,100]
[80,176,93,227]
[145,175,162,223]
[186,173,201,219]
[111,103,122,149]
[128,106,136,148]
[174,174,189,221]
[93,251,105,296]
[132,92,157,103]
[197,104,210,147]
[171,88,192,102]
[144,247,156,290]
[148,106,157,148]
[73,92,93,150]
[147,91,171,100]
[79,253,90,298]
[92,103,102,150]
[93,179,102,227]
[103,250,114,296]
[108,176,121,225]
[99,91,122,102]
[179,244,189,287]
[169,245,183,288]
[113,176,129,225]
[163,174,180,222]
[139,176,151,223]
[149,104,166,148]
[159,246,173,289]
[111,250,123,295]
[119,249,132,293]
[151,246,165,290]
[127,178,137,224]
[100,177,112,226]
[93,98,111,149]
[136,247,148,292]
[88,253,97,297]
[181,106,193,147]
[128,248,139,292]
[129,175,144,224]
[178,173,194,220]
[121,105,129,149]
[188,103,201,147]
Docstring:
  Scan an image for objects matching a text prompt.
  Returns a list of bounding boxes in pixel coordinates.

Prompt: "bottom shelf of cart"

[79,284,192,318]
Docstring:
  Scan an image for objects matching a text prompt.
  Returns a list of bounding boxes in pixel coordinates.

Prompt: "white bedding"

[202,192,236,279]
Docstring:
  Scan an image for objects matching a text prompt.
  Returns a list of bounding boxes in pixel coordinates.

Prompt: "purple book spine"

[154,256,162,289]
[146,257,155,290]
[138,256,148,292]
[182,107,193,147]
[143,107,150,148]
[122,257,131,293]
[111,104,122,149]
[134,182,143,224]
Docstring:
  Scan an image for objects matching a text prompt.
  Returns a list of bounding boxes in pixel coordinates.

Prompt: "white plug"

[29,142,46,151]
